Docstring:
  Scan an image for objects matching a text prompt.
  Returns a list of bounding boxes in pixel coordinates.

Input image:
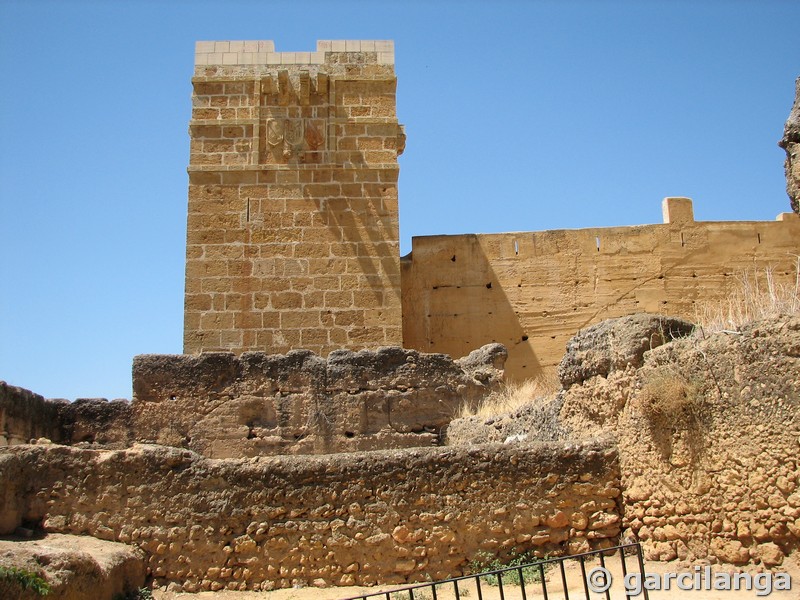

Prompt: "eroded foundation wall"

[401,205,800,380]
[185,40,404,355]
[0,439,620,592]
[0,382,131,449]
[131,344,505,458]
[0,382,63,446]
[558,316,800,566]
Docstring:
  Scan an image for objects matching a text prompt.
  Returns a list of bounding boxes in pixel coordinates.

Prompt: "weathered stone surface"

[779,77,800,214]
[0,439,620,591]
[0,534,146,600]
[59,398,132,447]
[446,392,567,446]
[0,382,130,449]
[557,314,694,387]
[132,344,505,457]
[0,382,66,446]
[453,314,800,566]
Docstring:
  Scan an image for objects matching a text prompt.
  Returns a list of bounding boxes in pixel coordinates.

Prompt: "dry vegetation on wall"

[634,365,705,430]
[457,374,559,419]
[693,261,800,333]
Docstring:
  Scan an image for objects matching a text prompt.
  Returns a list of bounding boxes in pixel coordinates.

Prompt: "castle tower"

[184,41,404,355]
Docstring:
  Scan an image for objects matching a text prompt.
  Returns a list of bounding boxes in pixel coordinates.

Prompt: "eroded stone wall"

[0,382,130,449]
[779,77,800,214]
[447,314,800,567]
[132,344,505,458]
[401,201,800,381]
[185,40,404,355]
[2,345,503,459]
[0,439,620,592]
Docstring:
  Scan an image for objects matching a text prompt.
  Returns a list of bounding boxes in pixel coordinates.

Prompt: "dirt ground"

[154,555,799,600]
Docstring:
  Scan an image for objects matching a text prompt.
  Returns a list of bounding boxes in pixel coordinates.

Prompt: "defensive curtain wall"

[184,41,800,381]
[403,201,800,379]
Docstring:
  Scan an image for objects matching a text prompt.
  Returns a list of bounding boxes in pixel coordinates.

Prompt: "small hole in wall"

[521,335,529,341]
[170,395,177,401]
[345,431,355,438]
[451,255,456,262]
[486,282,492,289]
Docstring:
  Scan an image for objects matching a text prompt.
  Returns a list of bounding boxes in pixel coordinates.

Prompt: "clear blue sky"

[1,0,798,400]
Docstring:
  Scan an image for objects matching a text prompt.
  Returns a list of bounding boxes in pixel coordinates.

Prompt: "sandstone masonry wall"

[0,382,63,446]
[132,344,505,458]
[185,41,404,356]
[0,439,620,592]
[401,201,800,381]
[0,382,130,449]
[2,344,505,459]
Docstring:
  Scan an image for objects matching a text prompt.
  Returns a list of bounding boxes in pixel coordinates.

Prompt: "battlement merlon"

[194,40,395,74]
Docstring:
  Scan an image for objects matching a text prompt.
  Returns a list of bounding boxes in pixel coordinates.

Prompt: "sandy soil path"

[155,556,799,600]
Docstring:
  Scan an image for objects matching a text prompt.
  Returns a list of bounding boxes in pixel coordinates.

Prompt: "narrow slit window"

[595,236,600,252]
[513,239,519,255]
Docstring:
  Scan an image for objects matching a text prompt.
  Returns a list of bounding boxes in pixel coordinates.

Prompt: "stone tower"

[184,41,404,355]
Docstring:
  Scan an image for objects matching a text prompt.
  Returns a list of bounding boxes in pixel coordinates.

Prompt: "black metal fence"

[341,542,649,600]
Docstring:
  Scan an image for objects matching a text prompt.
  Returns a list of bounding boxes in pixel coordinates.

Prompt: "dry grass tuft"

[460,373,560,419]
[693,259,800,333]
[637,366,702,426]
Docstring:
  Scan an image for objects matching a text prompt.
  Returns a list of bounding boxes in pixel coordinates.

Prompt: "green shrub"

[0,565,51,596]
[113,588,153,600]
[468,550,550,586]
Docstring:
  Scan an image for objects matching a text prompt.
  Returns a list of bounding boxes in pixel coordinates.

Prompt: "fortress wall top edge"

[194,40,395,68]
[408,197,800,247]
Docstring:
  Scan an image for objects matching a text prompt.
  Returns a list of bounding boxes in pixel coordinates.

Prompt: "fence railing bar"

[338,542,646,600]
[619,545,632,599]
[599,552,611,600]
[539,561,548,600]
[578,555,590,600]
[517,566,527,600]
[636,543,650,600]
[559,558,570,600]
[497,570,506,600]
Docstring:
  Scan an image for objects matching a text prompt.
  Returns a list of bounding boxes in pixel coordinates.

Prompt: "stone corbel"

[278,70,291,106]
[315,73,329,96]
[299,71,310,106]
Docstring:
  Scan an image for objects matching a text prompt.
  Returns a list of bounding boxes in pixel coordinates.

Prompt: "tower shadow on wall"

[401,233,542,379]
